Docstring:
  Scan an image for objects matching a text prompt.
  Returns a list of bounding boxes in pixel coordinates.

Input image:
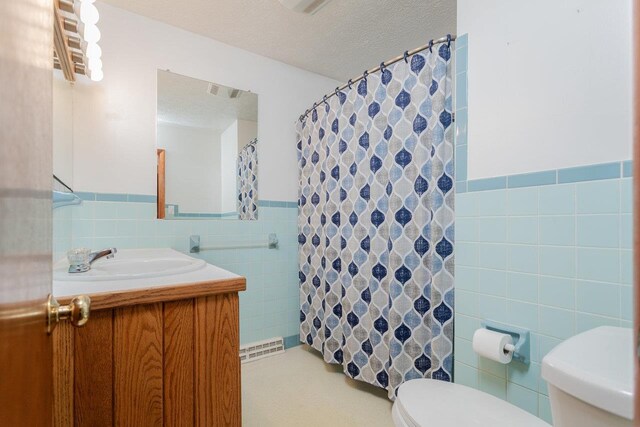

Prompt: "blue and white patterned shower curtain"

[237,141,258,220]
[297,43,454,398]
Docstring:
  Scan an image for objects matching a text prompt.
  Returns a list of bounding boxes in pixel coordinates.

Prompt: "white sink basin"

[53,248,242,300]
[53,248,206,281]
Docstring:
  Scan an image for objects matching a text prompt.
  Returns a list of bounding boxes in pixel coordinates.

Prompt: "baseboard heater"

[239,336,285,363]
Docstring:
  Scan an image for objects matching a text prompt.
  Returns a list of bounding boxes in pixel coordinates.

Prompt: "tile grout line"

[456,176,631,413]
[573,183,578,336]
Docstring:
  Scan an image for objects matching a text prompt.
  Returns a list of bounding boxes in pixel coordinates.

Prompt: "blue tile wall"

[453,33,633,424]
[54,197,300,347]
[53,205,72,262]
[455,179,633,422]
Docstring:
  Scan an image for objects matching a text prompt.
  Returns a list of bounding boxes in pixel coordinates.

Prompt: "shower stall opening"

[297,35,456,398]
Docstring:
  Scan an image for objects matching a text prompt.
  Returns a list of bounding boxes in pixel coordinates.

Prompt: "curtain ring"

[322,95,328,105]
[335,87,340,97]
[362,70,369,81]
[428,39,434,53]
[380,62,386,72]
[447,34,452,48]
[403,51,409,63]
[347,79,353,89]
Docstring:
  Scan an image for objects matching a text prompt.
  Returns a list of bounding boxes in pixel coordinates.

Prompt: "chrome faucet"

[68,248,117,273]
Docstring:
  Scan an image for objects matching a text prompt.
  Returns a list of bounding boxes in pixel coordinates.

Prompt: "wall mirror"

[53,71,74,191]
[156,70,258,220]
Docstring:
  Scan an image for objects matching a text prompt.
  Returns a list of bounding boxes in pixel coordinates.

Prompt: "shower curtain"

[237,141,258,220]
[297,43,454,398]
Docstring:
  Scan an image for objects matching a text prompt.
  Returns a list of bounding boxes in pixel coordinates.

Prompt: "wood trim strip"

[195,294,241,427]
[214,293,241,427]
[53,1,75,82]
[163,300,195,426]
[57,277,246,311]
[58,0,73,13]
[194,297,208,427]
[53,322,74,427]
[157,149,166,219]
[114,304,164,426]
[74,310,113,427]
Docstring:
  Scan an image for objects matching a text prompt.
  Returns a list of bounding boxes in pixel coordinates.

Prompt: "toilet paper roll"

[472,329,514,364]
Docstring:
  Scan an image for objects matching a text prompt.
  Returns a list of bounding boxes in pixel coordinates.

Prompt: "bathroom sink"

[53,248,206,281]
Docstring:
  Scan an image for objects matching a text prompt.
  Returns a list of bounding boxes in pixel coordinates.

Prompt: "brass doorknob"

[47,294,91,334]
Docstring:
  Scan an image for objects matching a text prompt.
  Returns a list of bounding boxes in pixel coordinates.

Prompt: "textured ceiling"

[157,70,258,130]
[100,0,456,81]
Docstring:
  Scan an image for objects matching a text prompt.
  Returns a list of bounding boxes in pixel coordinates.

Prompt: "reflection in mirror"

[53,71,74,190]
[156,70,258,220]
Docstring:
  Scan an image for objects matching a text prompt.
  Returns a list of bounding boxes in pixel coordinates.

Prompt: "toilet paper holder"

[481,320,530,364]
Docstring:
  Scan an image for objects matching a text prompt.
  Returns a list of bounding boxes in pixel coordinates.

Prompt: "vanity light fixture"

[72,0,104,81]
[53,0,104,81]
[77,22,101,43]
[87,67,103,82]
[87,56,102,71]
[82,42,101,59]
[73,1,99,25]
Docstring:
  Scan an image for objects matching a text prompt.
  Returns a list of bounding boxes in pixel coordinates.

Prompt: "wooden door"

[0,0,54,425]
[634,0,640,424]
[157,149,166,219]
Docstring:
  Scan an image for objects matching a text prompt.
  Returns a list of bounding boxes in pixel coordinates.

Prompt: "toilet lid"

[396,379,550,427]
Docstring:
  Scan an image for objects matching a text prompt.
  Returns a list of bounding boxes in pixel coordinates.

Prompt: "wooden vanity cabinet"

[53,281,244,427]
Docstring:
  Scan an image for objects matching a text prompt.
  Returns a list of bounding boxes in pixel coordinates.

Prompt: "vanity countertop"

[53,248,245,310]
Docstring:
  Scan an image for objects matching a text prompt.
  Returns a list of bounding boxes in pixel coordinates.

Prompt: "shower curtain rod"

[299,34,457,122]
[241,138,257,149]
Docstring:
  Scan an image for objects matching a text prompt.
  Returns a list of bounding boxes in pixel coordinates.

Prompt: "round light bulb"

[74,1,99,25]
[89,68,103,82]
[83,42,101,59]
[87,57,102,72]
[82,3,99,25]
[78,22,101,43]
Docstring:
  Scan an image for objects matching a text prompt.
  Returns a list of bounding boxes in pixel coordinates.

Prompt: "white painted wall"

[53,73,74,187]
[71,2,339,200]
[458,0,632,179]
[220,121,238,212]
[157,122,221,213]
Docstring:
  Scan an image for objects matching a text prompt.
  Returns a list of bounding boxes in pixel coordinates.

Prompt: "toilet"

[541,326,633,427]
[392,379,550,427]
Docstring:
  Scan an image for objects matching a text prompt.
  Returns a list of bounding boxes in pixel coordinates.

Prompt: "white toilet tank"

[541,326,633,427]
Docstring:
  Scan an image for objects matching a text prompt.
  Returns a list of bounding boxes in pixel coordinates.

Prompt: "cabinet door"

[53,295,242,427]
[164,300,195,426]
[195,294,241,427]
[114,304,164,426]
[54,309,114,427]
[76,310,114,426]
